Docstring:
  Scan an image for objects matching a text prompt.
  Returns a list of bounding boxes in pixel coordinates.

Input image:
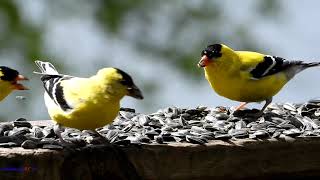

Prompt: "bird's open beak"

[198,55,210,67]
[127,85,144,100]
[13,75,29,90]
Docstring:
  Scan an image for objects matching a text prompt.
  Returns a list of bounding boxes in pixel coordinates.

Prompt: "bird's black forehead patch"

[114,68,134,87]
[0,66,19,81]
[201,44,222,59]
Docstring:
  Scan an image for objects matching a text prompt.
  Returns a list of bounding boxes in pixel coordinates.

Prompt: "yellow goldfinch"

[34,60,143,143]
[0,66,28,101]
[198,44,320,115]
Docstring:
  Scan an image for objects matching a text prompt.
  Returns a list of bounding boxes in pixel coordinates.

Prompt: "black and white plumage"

[35,61,74,112]
[250,55,320,80]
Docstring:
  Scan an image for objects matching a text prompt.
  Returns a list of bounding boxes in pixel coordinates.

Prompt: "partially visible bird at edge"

[0,66,28,101]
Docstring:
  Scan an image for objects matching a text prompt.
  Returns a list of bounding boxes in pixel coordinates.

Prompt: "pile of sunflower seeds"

[1,99,320,150]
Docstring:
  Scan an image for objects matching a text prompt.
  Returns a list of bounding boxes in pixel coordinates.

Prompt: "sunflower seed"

[122,123,135,132]
[0,142,18,148]
[9,127,30,136]
[283,103,297,112]
[203,123,218,131]
[0,136,12,143]
[191,126,208,134]
[137,136,151,143]
[252,130,269,138]
[287,116,304,128]
[282,129,301,137]
[43,127,55,138]
[229,129,249,139]
[161,135,175,142]
[13,121,32,128]
[154,136,164,144]
[0,123,13,136]
[214,132,232,140]
[302,116,320,129]
[114,139,131,146]
[39,138,58,145]
[171,132,186,139]
[42,144,63,150]
[215,113,229,120]
[279,134,296,142]
[185,109,200,115]
[21,140,38,149]
[145,130,159,138]
[272,131,282,138]
[105,130,119,143]
[235,120,246,130]
[186,135,207,144]
[32,127,45,138]
[120,111,136,120]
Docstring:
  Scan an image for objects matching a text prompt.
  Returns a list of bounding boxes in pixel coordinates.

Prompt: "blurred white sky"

[1,0,320,120]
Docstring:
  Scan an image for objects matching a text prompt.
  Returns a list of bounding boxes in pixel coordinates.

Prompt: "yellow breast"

[49,101,120,130]
[45,77,122,130]
[0,81,14,101]
[204,66,288,102]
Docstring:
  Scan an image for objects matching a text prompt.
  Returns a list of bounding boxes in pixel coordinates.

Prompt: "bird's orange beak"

[198,55,210,67]
[13,75,29,90]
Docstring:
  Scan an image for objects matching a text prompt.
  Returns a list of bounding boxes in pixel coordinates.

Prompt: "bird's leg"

[53,124,74,147]
[259,97,273,114]
[235,102,249,111]
[251,97,273,117]
[53,124,66,143]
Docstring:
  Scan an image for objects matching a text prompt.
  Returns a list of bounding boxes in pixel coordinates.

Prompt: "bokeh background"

[1,0,320,121]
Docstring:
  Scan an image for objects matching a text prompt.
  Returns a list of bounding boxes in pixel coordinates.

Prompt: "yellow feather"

[0,80,14,101]
[46,68,127,130]
[204,44,288,102]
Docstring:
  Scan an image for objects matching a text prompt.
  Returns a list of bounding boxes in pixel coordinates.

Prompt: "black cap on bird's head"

[0,66,29,90]
[115,68,144,100]
[96,67,143,100]
[198,44,223,67]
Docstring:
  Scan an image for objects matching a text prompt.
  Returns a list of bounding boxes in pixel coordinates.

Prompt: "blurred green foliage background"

[1,0,319,121]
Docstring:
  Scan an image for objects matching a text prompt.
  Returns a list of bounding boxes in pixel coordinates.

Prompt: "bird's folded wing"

[41,74,78,112]
[237,51,297,79]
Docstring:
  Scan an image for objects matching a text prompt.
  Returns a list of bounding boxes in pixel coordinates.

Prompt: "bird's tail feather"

[303,62,320,68]
[286,61,320,80]
[34,60,59,75]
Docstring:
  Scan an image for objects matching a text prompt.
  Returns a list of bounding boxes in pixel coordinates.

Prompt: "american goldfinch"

[0,66,28,101]
[34,60,143,143]
[198,44,320,115]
